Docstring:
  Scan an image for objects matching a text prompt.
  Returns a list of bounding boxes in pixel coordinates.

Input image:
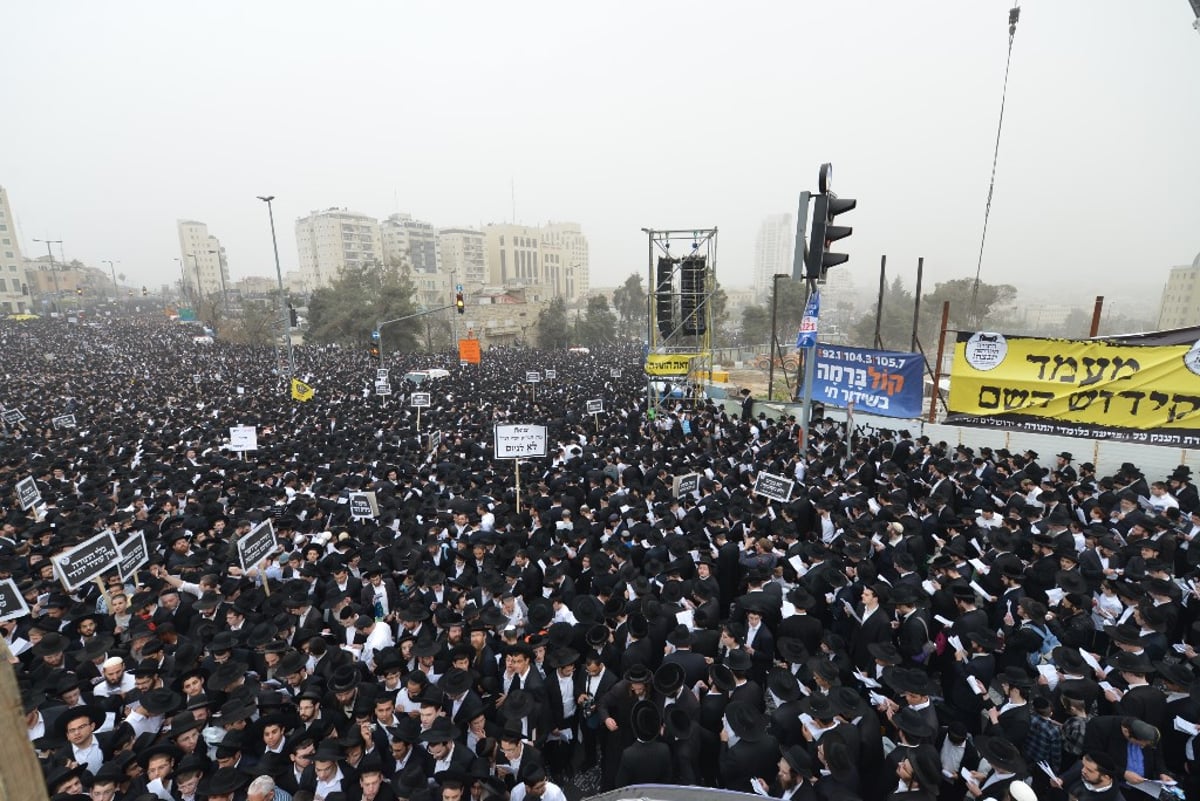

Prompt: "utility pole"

[32,239,63,314]
[767,273,789,401]
[210,248,229,307]
[102,259,119,300]
[257,195,295,379]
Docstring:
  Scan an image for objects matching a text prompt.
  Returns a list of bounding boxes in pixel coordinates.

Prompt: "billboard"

[812,344,924,419]
[946,331,1200,448]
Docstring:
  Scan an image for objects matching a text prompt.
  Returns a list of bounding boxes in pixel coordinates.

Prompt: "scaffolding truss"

[643,227,718,415]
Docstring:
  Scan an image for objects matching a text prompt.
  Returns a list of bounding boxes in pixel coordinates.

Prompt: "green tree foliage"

[708,275,729,341]
[611,273,647,338]
[536,297,571,349]
[576,295,617,346]
[306,262,421,351]
[220,300,279,345]
[921,278,1017,332]
[739,305,772,346]
[849,276,916,349]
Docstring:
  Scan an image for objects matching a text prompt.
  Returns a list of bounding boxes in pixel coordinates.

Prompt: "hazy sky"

[3,1,1198,308]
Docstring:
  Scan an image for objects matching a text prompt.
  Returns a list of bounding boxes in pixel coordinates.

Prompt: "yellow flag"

[290,378,314,402]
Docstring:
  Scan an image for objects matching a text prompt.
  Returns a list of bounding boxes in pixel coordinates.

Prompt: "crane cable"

[969,3,1021,326]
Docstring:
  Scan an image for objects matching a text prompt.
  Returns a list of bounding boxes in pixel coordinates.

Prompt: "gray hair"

[247,775,276,796]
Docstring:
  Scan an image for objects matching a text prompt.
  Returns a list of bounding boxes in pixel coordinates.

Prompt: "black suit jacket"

[616,740,674,786]
[719,734,780,793]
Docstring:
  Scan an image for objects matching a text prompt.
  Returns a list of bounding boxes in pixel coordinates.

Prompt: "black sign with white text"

[55,530,121,590]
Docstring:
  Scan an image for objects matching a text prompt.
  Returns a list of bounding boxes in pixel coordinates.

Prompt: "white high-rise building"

[753,213,794,295]
[0,187,28,314]
[295,208,383,291]
[1158,254,1200,330]
[483,222,589,302]
[381,213,440,274]
[438,228,488,289]
[177,220,229,300]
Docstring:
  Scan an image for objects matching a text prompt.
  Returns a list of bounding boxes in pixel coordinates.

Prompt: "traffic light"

[288,305,298,327]
[141,286,148,296]
[455,292,465,315]
[75,287,83,297]
[369,345,380,359]
[806,192,856,280]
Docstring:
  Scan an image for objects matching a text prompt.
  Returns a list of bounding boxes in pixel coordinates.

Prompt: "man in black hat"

[965,735,1027,800]
[719,700,779,793]
[1049,750,1122,801]
[890,742,942,801]
[597,663,656,789]
[662,624,709,688]
[615,700,672,786]
[54,704,110,774]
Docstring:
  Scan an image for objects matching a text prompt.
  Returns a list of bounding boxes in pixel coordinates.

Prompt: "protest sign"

[494,424,548,459]
[754,471,796,503]
[54,530,121,590]
[0,578,30,623]
[117,531,149,582]
[237,519,277,572]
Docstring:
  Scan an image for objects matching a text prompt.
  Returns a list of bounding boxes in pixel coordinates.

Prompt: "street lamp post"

[767,273,791,401]
[102,259,119,300]
[32,239,63,314]
[209,248,228,307]
[257,195,295,379]
[174,258,186,302]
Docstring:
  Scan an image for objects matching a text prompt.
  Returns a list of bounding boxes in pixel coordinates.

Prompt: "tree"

[922,278,1017,331]
[537,297,571,349]
[575,295,617,346]
[306,262,421,351]
[221,300,278,345]
[708,275,730,342]
[612,273,647,339]
[849,276,916,349]
[739,305,772,347]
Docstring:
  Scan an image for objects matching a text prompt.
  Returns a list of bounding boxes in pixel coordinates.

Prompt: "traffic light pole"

[376,303,456,363]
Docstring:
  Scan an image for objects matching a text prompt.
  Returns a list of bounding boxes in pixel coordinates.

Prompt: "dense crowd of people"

[1,314,1198,801]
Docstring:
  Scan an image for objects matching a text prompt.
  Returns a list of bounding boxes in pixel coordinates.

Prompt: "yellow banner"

[644,352,708,376]
[947,332,1200,447]
[290,378,314,402]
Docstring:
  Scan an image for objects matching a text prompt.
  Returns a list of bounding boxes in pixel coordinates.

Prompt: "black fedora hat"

[666,624,693,647]
[724,700,766,742]
[630,699,661,742]
[439,668,473,696]
[1109,650,1154,675]
[54,704,106,740]
[664,704,694,741]
[138,687,182,716]
[829,686,868,720]
[709,663,736,693]
[892,706,935,740]
[777,638,808,664]
[976,735,1025,774]
[169,710,206,738]
[725,649,752,673]
[653,662,685,697]
[418,717,459,744]
[329,665,359,692]
[767,667,801,703]
[885,668,937,697]
[623,664,653,684]
[798,693,838,721]
[907,743,944,789]
[867,642,902,666]
[500,689,536,721]
[208,661,248,692]
[781,743,814,779]
[197,766,247,797]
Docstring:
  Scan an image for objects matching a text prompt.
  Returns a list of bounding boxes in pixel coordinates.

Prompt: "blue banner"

[795,290,820,349]
[812,344,924,418]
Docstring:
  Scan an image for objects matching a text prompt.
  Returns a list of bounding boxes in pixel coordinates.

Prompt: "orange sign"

[459,338,481,364]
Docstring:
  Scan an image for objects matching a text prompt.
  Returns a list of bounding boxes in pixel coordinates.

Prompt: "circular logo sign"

[1184,339,1200,378]
[964,332,1008,372]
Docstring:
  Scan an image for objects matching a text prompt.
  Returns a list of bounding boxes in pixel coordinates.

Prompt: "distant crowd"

[1,315,1198,801]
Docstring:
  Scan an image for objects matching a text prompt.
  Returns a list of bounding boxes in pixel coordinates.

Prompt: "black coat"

[719,734,781,793]
[616,740,674,786]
